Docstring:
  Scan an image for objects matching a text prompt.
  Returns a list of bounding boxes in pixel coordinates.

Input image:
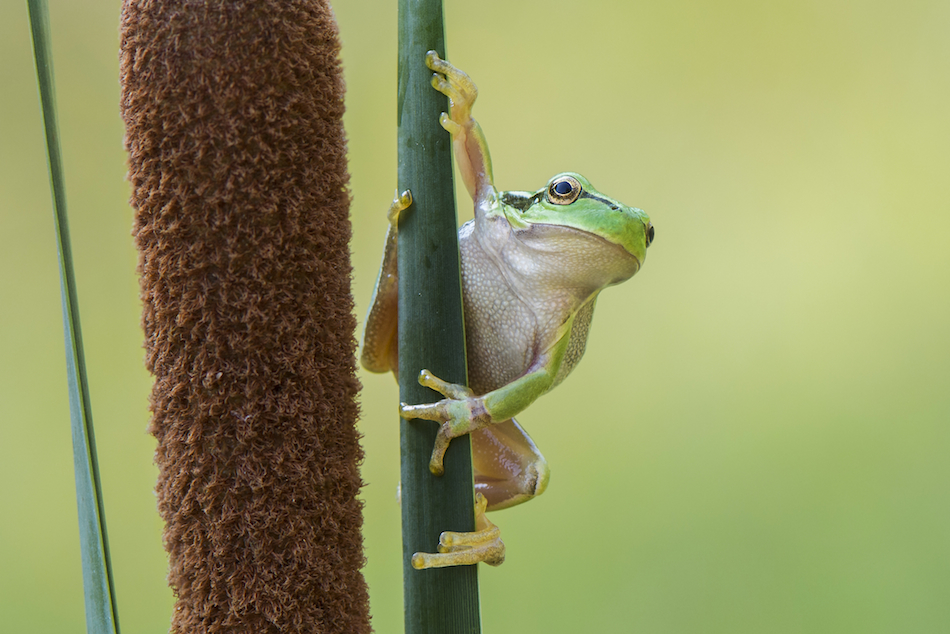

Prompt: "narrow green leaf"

[26,2,120,633]
[397,0,481,632]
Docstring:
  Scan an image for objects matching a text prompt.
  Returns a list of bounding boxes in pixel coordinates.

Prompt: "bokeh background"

[2,0,949,632]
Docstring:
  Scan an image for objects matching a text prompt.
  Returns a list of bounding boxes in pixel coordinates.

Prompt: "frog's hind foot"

[388,189,412,226]
[411,493,505,569]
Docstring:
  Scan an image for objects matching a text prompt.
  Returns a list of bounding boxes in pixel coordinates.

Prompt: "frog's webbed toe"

[411,493,505,569]
[425,51,478,104]
[425,50,478,132]
[388,188,412,225]
[438,112,461,136]
[422,51,495,203]
[399,369,491,475]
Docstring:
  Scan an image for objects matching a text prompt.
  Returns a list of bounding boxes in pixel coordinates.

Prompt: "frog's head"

[499,172,654,268]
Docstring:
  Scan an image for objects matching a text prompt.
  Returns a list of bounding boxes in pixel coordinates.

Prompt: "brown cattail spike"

[120,1,370,632]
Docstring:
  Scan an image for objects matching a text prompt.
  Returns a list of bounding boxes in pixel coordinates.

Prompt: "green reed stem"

[397,0,481,632]
[26,2,120,632]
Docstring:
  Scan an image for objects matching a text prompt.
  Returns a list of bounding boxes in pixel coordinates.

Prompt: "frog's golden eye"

[547,176,582,205]
[646,223,655,247]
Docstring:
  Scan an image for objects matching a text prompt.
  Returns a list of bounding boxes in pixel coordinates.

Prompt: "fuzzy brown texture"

[120,1,369,632]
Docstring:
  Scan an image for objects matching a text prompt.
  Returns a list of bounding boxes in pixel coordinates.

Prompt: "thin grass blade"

[25,1,120,632]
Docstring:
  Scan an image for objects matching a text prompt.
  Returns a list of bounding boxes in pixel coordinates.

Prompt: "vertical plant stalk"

[397,1,481,633]
[26,1,120,633]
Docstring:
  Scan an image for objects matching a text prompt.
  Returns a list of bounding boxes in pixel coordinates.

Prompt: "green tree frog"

[361,52,654,569]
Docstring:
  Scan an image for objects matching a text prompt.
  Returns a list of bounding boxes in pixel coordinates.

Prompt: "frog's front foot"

[411,493,505,569]
[399,369,491,475]
[425,51,478,135]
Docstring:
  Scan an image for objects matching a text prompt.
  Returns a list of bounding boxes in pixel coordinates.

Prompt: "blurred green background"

[2,0,948,632]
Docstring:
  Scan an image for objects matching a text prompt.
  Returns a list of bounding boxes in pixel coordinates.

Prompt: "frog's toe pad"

[439,112,461,135]
[387,189,412,224]
[411,527,505,569]
[417,369,473,399]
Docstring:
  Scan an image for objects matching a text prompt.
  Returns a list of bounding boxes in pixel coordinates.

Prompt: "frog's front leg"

[399,370,488,475]
[400,331,571,475]
[424,51,495,207]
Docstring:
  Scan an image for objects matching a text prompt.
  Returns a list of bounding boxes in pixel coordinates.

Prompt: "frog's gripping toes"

[411,493,505,569]
[424,51,495,203]
[399,369,492,475]
[389,188,412,224]
[425,50,478,131]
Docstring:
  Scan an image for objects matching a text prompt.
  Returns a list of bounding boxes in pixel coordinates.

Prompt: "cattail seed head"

[120,1,370,631]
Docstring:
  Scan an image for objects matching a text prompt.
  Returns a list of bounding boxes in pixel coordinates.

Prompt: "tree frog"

[361,52,654,569]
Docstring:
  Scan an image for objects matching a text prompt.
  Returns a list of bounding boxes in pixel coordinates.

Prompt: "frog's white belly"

[458,217,636,395]
[460,233,539,394]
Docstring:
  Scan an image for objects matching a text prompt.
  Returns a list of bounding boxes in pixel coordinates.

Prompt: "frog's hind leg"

[409,419,545,569]
[411,493,505,569]
[472,418,550,511]
[360,190,412,375]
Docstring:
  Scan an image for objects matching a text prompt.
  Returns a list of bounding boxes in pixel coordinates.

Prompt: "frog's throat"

[515,222,641,285]
[500,204,644,271]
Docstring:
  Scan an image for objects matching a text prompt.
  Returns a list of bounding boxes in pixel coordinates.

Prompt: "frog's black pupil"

[648,225,655,244]
[554,180,573,196]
